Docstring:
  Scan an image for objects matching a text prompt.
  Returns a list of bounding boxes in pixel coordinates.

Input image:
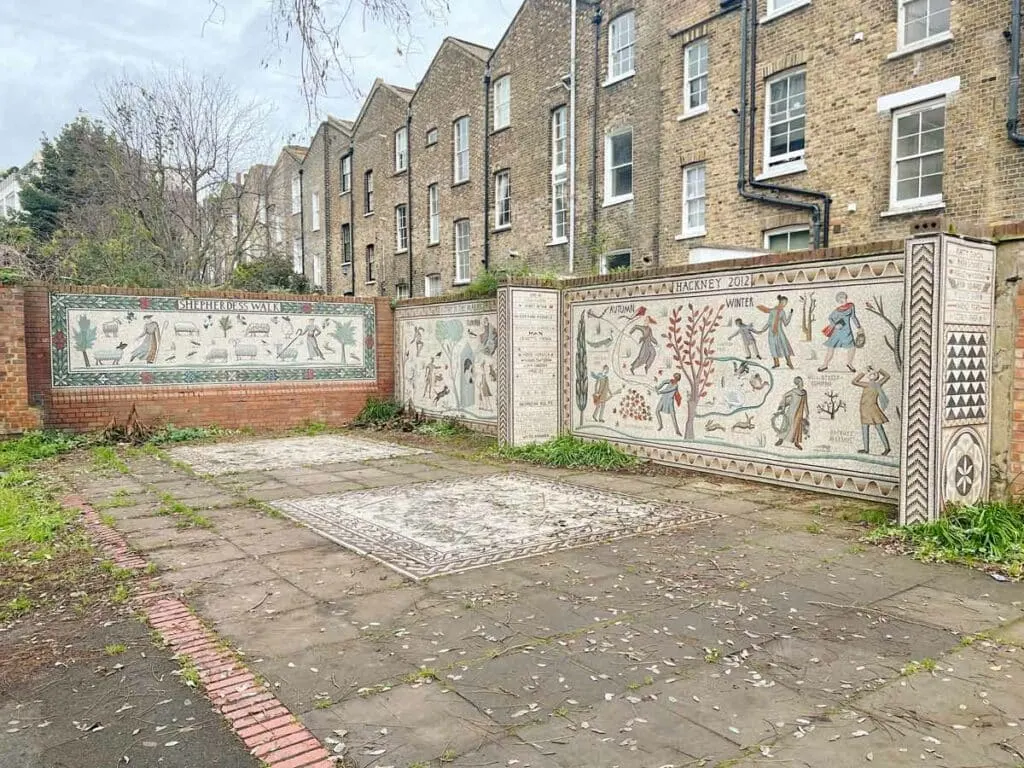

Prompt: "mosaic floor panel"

[270,474,720,579]
[170,435,426,475]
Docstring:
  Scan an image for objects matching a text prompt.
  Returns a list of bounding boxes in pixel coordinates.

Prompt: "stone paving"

[70,432,1024,768]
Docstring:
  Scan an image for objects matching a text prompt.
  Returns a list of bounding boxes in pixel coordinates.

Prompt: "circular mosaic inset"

[942,428,986,506]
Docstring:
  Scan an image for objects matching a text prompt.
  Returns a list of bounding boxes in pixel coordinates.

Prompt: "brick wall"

[302,125,329,289]
[7,285,394,434]
[0,286,42,434]
[267,147,306,264]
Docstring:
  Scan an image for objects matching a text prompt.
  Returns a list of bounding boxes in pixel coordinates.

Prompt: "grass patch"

[91,445,130,474]
[111,584,131,604]
[294,421,329,436]
[0,595,34,621]
[313,697,333,709]
[869,499,1024,579]
[177,655,201,688]
[0,471,76,560]
[157,494,213,529]
[352,398,405,427]
[100,560,134,580]
[0,431,89,471]
[495,434,637,471]
[105,642,127,656]
[414,419,470,438]
[146,424,227,446]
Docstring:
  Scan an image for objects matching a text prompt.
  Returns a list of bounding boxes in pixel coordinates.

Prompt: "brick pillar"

[1010,292,1024,490]
[0,285,42,434]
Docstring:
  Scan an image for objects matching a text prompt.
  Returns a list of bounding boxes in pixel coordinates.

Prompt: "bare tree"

[816,390,846,420]
[864,295,904,372]
[100,66,274,283]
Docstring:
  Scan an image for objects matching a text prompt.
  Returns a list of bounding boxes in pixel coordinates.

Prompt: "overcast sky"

[0,0,521,169]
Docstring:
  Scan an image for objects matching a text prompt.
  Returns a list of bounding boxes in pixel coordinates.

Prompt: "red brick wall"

[11,285,394,434]
[0,286,43,434]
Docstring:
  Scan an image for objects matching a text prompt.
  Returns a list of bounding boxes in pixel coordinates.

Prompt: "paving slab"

[192,577,318,620]
[871,585,1024,634]
[210,605,361,657]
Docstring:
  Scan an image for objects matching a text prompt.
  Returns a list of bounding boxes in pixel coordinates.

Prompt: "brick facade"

[0,285,393,434]
[411,38,491,296]
[267,146,307,269]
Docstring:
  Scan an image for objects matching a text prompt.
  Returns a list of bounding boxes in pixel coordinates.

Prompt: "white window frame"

[680,162,707,239]
[454,219,471,284]
[365,244,376,283]
[291,175,301,214]
[762,69,807,178]
[364,170,374,214]
[257,194,267,224]
[340,154,351,194]
[493,75,511,130]
[600,250,632,275]
[427,184,440,245]
[551,107,569,243]
[762,0,811,22]
[887,98,946,214]
[273,213,283,244]
[607,11,636,85]
[494,170,511,229]
[683,38,709,118]
[395,283,410,300]
[426,127,438,146]
[763,225,811,253]
[453,117,470,184]
[311,191,320,231]
[312,253,323,288]
[292,237,303,273]
[604,127,634,206]
[395,126,408,173]
[395,203,409,253]
[425,273,441,298]
[896,0,952,56]
[341,223,352,266]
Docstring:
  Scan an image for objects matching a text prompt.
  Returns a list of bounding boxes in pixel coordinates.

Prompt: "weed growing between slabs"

[496,434,638,471]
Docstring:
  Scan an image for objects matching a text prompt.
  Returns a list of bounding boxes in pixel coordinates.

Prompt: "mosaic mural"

[564,256,906,501]
[49,293,376,388]
[395,299,498,425]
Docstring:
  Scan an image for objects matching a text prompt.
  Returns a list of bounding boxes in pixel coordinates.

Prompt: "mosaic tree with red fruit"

[664,303,725,440]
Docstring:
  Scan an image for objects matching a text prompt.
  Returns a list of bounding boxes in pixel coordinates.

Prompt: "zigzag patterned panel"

[495,289,511,445]
[901,242,937,525]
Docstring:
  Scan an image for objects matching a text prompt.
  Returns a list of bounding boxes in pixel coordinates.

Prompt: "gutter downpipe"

[1009,0,1024,145]
[483,66,492,272]
[349,141,356,296]
[406,106,414,295]
[298,167,307,278]
[737,0,831,248]
[589,5,602,263]
[568,0,578,274]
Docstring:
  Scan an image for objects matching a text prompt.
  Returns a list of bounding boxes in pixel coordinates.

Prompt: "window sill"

[676,229,706,241]
[393,168,408,177]
[547,238,569,247]
[452,179,471,189]
[453,279,471,286]
[677,104,709,122]
[364,211,375,218]
[880,200,946,217]
[603,194,634,208]
[759,0,811,24]
[756,160,808,180]
[427,241,439,248]
[365,280,377,285]
[493,225,512,233]
[312,227,321,233]
[603,70,636,88]
[491,125,511,136]
[887,31,954,61]
[396,248,408,255]
[339,190,350,197]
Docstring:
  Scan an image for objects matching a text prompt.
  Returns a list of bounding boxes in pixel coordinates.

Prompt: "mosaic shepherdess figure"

[772,376,810,450]
[129,318,161,364]
[758,296,794,370]
[852,367,891,456]
[304,319,325,360]
[818,292,863,373]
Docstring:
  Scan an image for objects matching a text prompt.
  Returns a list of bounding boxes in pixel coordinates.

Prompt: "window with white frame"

[291,175,301,214]
[601,250,632,274]
[684,38,709,115]
[551,107,568,241]
[427,184,440,244]
[682,162,706,238]
[313,254,323,288]
[767,0,803,14]
[890,100,945,209]
[425,273,441,297]
[364,170,374,214]
[453,117,470,183]
[765,70,806,172]
[454,219,471,283]
[273,213,283,244]
[899,0,951,50]
[365,244,376,282]
[604,128,634,204]
[426,128,438,146]
[341,223,352,266]
[495,170,511,229]
[395,204,408,252]
[292,237,302,273]
[764,226,811,252]
[311,192,320,231]
[395,126,408,172]
[493,75,511,130]
[395,283,410,300]
[257,195,267,224]
[608,11,636,82]
[340,154,351,194]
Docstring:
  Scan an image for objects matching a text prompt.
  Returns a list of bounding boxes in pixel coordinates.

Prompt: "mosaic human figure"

[460,352,476,408]
[772,376,809,450]
[852,367,891,456]
[423,356,437,397]
[412,326,424,357]
[591,365,612,422]
[818,291,862,373]
[304,319,325,360]
[129,318,161,364]
[729,318,764,360]
[479,316,498,356]
[478,360,493,410]
[758,296,794,370]
[629,321,658,375]
[654,373,683,437]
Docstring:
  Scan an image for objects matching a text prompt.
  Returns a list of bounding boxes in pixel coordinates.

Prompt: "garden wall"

[393,298,498,434]
[11,285,393,433]
[0,286,42,434]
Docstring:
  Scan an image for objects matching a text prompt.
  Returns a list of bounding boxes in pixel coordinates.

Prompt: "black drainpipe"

[483,65,492,272]
[737,0,831,248]
[1009,0,1024,145]
[589,5,603,263]
[323,129,333,293]
[406,106,415,295]
[298,167,307,277]
[349,141,356,296]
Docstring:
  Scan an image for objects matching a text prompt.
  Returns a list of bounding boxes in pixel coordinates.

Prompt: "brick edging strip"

[67,495,336,768]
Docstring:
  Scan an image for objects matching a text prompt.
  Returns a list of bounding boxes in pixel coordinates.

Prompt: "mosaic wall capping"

[563,253,907,502]
[394,299,498,426]
[49,293,377,388]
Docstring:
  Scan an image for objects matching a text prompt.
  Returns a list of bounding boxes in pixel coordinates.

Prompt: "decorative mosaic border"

[49,293,377,388]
